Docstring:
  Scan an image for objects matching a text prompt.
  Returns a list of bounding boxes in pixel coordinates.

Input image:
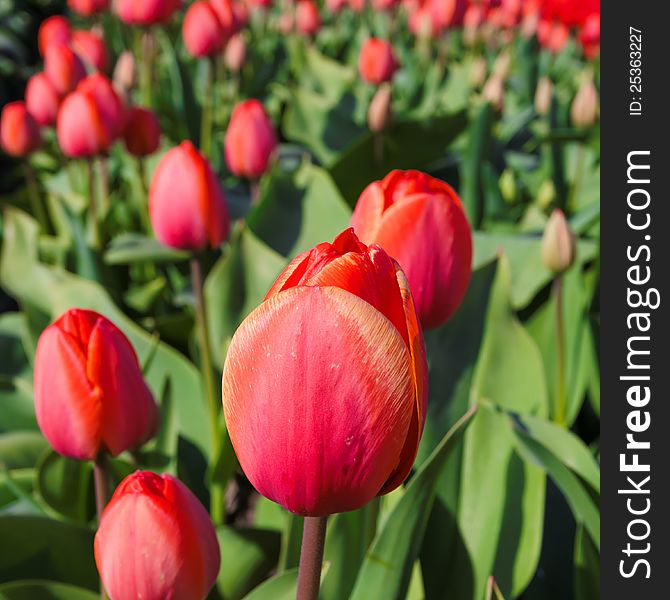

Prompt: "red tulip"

[72,29,110,72]
[44,44,87,96]
[115,0,181,25]
[95,471,220,600]
[33,309,158,461]
[1,102,41,157]
[77,73,126,141]
[25,72,61,127]
[224,99,277,179]
[57,92,105,157]
[295,0,321,35]
[359,38,398,85]
[183,1,227,58]
[149,140,230,250]
[123,107,161,156]
[326,0,347,12]
[38,15,71,57]
[537,18,570,53]
[351,170,472,329]
[222,228,427,516]
[210,0,240,32]
[579,13,600,59]
[68,0,110,16]
[372,0,400,10]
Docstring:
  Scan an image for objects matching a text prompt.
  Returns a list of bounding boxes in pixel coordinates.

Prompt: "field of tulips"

[0,0,600,599]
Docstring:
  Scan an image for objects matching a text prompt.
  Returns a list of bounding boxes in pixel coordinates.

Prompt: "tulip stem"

[296,516,328,600]
[136,157,151,233]
[553,276,567,426]
[87,158,101,249]
[200,57,216,159]
[140,30,154,108]
[23,160,48,233]
[98,157,110,219]
[93,452,111,600]
[250,179,261,205]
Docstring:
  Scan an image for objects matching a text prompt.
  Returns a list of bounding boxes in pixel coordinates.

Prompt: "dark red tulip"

[123,107,161,156]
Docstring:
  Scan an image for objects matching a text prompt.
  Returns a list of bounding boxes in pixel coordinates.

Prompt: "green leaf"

[348,405,477,600]
[103,233,189,265]
[241,569,300,600]
[574,524,600,600]
[0,581,98,600]
[0,432,47,470]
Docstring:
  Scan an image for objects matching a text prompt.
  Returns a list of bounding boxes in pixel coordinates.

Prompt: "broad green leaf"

[0,581,98,600]
[241,564,329,600]
[103,233,189,265]
[574,524,600,600]
[0,432,46,470]
[0,469,34,510]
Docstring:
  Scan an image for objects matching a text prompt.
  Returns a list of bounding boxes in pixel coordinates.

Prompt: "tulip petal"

[350,181,387,242]
[223,285,414,516]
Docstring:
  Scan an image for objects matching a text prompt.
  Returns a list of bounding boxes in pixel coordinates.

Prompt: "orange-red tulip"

[38,15,71,57]
[95,471,220,600]
[115,0,181,25]
[1,102,41,157]
[351,170,472,329]
[123,107,161,156]
[44,44,87,96]
[149,140,230,250]
[25,72,61,127]
[33,309,158,461]
[183,1,227,58]
[222,228,427,516]
[72,29,109,72]
[224,99,277,179]
[358,38,398,85]
[295,0,321,35]
[68,0,110,16]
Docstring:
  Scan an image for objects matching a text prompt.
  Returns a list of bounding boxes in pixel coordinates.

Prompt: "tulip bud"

[224,34,246,72]
[534,76,553,116]
[469,56,488,88]
[223,228,427,516]
[538,19,569,54]
[115,0,180,25]
[296,0,321,36]
[1,102,42,157]
[44,44,87,96]
[499,168,516,204]
[123,107,161,157]
[77,73,126,142]
[38,15,71,57]
[278,12,294,34]
[359,38,399,86]
[224,99,277,179]
[25,72,61,127]
[351,170,472,329]
[326,0,348,12]
[68,0,109,16]
[368,83,392,133]
[95,471,220,600]
[72,30,109,72]
[113,50,137,102]
[482,74,505,113]
[492,51,511,79]
[183,1,227,58]
[150,141,230,250]
[579,13,600,59]
[571,75,598,128]
[34,309,158,460]
[211,0,239,34]
[537,180,556,209]
[541,209,576,274]
[463,4,484,45]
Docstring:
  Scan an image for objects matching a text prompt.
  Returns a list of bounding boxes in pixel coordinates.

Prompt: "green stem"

[23,160,48,232]
[140,29,154,108]
[567,144,586,212]
[93,452,111,600]
[200,57,216,158]
[296,516,328,600]
[136,157,151,233]
[553,276,567,425]
[364,496,380,549]
[98,157,110,218]
[87,158,101,249]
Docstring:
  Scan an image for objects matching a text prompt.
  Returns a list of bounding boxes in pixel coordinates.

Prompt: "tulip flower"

[579,13,600,59]
[542,209,576,274]
[115,0,181,25]
[149,140,230,250]
[350,170,472,329]
[534,76,553,116]
[123,107,161,157]
[210,0,240,32]
[295,0,321,36]
[77,73,126,141]
[113,50,137,103]
[222,228,427,517]
[571,75,599,128]
[72,29,109,72]
[183,1,227,58]
[224,33,246,72]
[57,91,106,158]
[68,0,109,16]
[25,72,61,127]
[44,44,87,96]
[33,308,158,461]
[358,38,398,85]
[95,471,221,600]
[38,15,71,57]
[224,99,277,180]
[367,83,392,133]
[1,102,41,157]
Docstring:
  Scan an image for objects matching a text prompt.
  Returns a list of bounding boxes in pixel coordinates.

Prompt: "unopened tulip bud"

[72,29,109,72]
[25,72,61,127]
[571,76,598,128]
[537,180,556,209]
[463,4,485,45]
[38,15,71,57]
[296,0,321,36]
[183,1,227,58]
[211,0,239,34]
[359,38,399,86]
[45,44,87,96]
[95,471,220,600]
[115,0,180,25]
[492,51,511,79]
[224,34,246,72]
[469,57,488,88]
[150,141,230,250]
[368,83,392,133]
[482,74,505,113]
[123,107,161,157]
[68,0,109,16]
[113,50,137,102]
[499,169,516,204]
[77,73,126,142]
[34,308,159,460]
[534,76,553,116]
[1,102,42,157]
[542,209,576,274]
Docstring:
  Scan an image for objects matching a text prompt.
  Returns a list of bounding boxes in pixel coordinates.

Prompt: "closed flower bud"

[25,72,61,127]
[351,170,472,329]
[359,38,398,85]
[115,0,181,25]
[537,179,556,209]
[68,0,109,16]
[492,51,511,79]
[224,34,246,72]
[571,76,598,128]
[224,99,277,179]
[44,44,87,96]
[113,50,137,99]
[211,0,240,34]
[482,73,505,113]
[541,209,576,273]
[95,471,220,600]
[1,102,42,157]
[296,0,321,35]
[77,73,127,143]
[469,56,488,88]
[123,107,160,157]
[38,15,71,57]
[183,1,227,58]
[534,75,553,116]
[537,19,569,54]
[72,29,109,72]
[367,83,392,133]
[150,141,230,250]
[33,309,158,460]
[223,228,427,516]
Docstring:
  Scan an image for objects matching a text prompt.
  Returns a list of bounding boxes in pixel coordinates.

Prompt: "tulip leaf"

[0,469,34,511]
[348,405,477,600]
[0,581,98,600]
[103,233,190,265]
[574,523,600,600]
[0,432,47,471]
[241,563,330,600]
